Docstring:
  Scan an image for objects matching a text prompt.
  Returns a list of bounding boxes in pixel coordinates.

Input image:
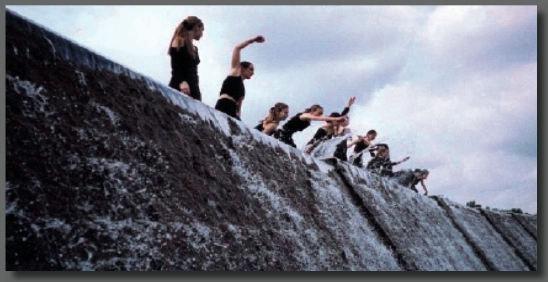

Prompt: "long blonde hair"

[261,102,289,126]
[168,16,203,59]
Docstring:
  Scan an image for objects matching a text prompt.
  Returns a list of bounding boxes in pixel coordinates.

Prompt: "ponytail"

[168,16,203,59]
[304,104,322,113]
[261,102,288,126]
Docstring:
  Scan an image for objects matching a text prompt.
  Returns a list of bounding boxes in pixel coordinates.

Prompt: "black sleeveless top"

[354,141,368,153]
[255,122,278,136]
[282,113,311,134]
[168,46,201,100]
[254,123,264,132]
[354,139,376,157]
[220,75,245,101]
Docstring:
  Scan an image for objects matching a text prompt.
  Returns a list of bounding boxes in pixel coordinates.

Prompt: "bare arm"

[393,156,410,165]
[347,96,356,108]
[263,123,278,135]
[420,180,428,195]
[340,96,356,115]
[236,97,244,118]
[300,113,346,122]
[230,35,265,76]
[347,135,364,148]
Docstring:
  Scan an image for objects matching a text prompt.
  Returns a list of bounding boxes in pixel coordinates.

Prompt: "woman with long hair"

[167,16,205,101]
[255,102,290,136]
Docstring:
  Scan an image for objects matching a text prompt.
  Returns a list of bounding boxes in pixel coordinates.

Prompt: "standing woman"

[168,16,205,101]
[215,35,265,120]
[255,102,290,136]
[273,105,346,148]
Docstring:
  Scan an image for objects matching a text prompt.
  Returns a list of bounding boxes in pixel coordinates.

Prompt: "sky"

[6,5,537,214]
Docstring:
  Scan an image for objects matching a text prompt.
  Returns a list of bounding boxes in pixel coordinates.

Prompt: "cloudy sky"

[6,5,537,214]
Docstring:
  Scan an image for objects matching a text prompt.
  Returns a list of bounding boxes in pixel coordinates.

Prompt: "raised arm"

[340,96,356,116]
[230,35,265,76]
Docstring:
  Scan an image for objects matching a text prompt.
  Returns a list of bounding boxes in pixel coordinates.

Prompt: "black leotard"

[168,46,201,101]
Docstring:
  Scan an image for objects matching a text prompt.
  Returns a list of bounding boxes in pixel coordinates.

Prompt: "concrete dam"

[5,9,537,271]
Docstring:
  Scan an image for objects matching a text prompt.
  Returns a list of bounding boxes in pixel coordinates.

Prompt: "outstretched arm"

[392,156,410,165]
[230,35,265,76]
[300,113,346,122]
[347,135,363,148]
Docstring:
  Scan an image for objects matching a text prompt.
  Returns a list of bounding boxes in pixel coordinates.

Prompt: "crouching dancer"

[255,102,289,136]
[393,168,430,195]
[365,144,410,177]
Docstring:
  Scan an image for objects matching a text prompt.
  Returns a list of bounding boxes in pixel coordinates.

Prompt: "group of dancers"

[167,16,429,195]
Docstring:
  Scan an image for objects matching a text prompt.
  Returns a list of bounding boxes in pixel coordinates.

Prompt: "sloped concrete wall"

[434,197,531,271]
[5,9,536,271]
[334,162,488,271]
[480,210,537,270]
[512,213,538,240]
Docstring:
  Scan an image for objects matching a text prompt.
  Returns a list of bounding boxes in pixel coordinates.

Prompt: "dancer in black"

[303,113,342,154]
[381,144,410,177]
[366,144,410,177]
[303,96,356,154]
[347,129,377,167]
[393,169,430,195]
[215,35,265,120]
[273,105,346,148]
[255,102,289,136]
[168,16,204,101]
